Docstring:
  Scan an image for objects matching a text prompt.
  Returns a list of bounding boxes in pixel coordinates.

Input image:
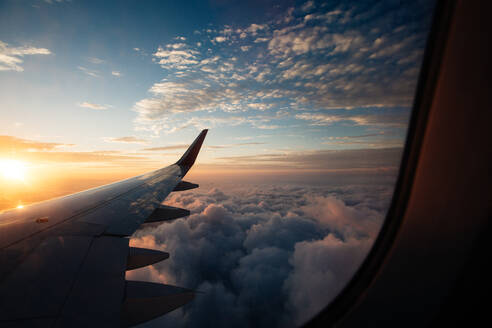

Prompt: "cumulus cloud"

[0,40,51,72]
[127,181,394,327]
[285,234,373,325]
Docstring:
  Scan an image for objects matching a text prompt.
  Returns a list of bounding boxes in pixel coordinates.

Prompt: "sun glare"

[0,159,27,182]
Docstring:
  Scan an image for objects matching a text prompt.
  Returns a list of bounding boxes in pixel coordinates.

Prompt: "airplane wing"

[0,129,208,327]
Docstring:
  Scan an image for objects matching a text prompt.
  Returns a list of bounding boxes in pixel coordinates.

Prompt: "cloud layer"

[128,181,394,327]
[132,1,433,136]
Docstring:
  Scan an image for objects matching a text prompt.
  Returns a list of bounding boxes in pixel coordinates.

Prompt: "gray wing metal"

[0,129,208,327]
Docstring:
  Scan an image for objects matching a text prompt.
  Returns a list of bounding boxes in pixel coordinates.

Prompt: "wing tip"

[175,129,208,169]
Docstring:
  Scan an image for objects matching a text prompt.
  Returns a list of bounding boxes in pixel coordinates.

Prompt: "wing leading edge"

[0,129,208,327]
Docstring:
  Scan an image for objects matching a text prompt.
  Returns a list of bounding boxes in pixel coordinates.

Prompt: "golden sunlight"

[0,159,27,181]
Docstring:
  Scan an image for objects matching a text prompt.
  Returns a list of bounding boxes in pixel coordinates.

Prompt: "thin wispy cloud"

[142,144,189,151]
[88,57,104,64]
[77,66,99,77]
[0,135,150,165]
[78,102,111,110]
[0,135,72,152]
[43,0,67,4]
[0,40,51,72]
[104,136,147,144]
[215,147,403,170]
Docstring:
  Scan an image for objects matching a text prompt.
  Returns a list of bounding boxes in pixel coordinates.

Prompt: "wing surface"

[0,129,208,327]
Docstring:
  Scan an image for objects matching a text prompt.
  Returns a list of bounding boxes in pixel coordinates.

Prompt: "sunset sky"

[0,0,434,208]
[0,1,436,326]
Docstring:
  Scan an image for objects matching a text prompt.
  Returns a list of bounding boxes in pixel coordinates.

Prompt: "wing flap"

[173,180,199,191]
[144,205,190,223]
[127,247,169,271]
[122,281,195,327]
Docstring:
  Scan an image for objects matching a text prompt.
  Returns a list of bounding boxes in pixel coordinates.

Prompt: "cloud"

[246,23,267,36]
[142,144,189,151]
[132,1,430,137]
[14,151,147,164]
[295,111,409,128]
[268,27,364,57]
[127,181,394,327]
[301,1,315,12]
[206,142,265,150]
[215,147,403,170]
[369,35,417,59]
[254,37,269,43]
[214,36,227,43]
[304,9,343,23]
[0,135,71,153]
[153,47,199,69]
[166,43,187,49]
[0,40,51,72]
[319,132,404,148]
[77,66,100,77]
[88,57,104,64]
[0,135,149,165]
[78,102,111,110]
[111,71,122,77]
[327,133,384,140]
[43,0,67,4]
[104,136,147,144]
[284,234,373,325]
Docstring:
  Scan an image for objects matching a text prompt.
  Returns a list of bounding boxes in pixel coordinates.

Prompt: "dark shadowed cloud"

[127,181,395,327]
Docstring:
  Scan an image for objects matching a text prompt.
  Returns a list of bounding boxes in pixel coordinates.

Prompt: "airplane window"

[0,0,437,327]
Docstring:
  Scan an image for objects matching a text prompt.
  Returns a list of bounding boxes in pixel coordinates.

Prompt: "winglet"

[175,129,208,171]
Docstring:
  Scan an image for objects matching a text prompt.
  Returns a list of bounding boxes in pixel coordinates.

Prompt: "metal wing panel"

[77,164,183,236]
[0,175,143,249]
[0,236,93,321]
[54,237,129,328]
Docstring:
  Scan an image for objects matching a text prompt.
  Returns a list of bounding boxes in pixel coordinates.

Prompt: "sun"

[0,159,27,181]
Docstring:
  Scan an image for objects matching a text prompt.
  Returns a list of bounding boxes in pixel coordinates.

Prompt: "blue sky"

[0,0,435,171]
